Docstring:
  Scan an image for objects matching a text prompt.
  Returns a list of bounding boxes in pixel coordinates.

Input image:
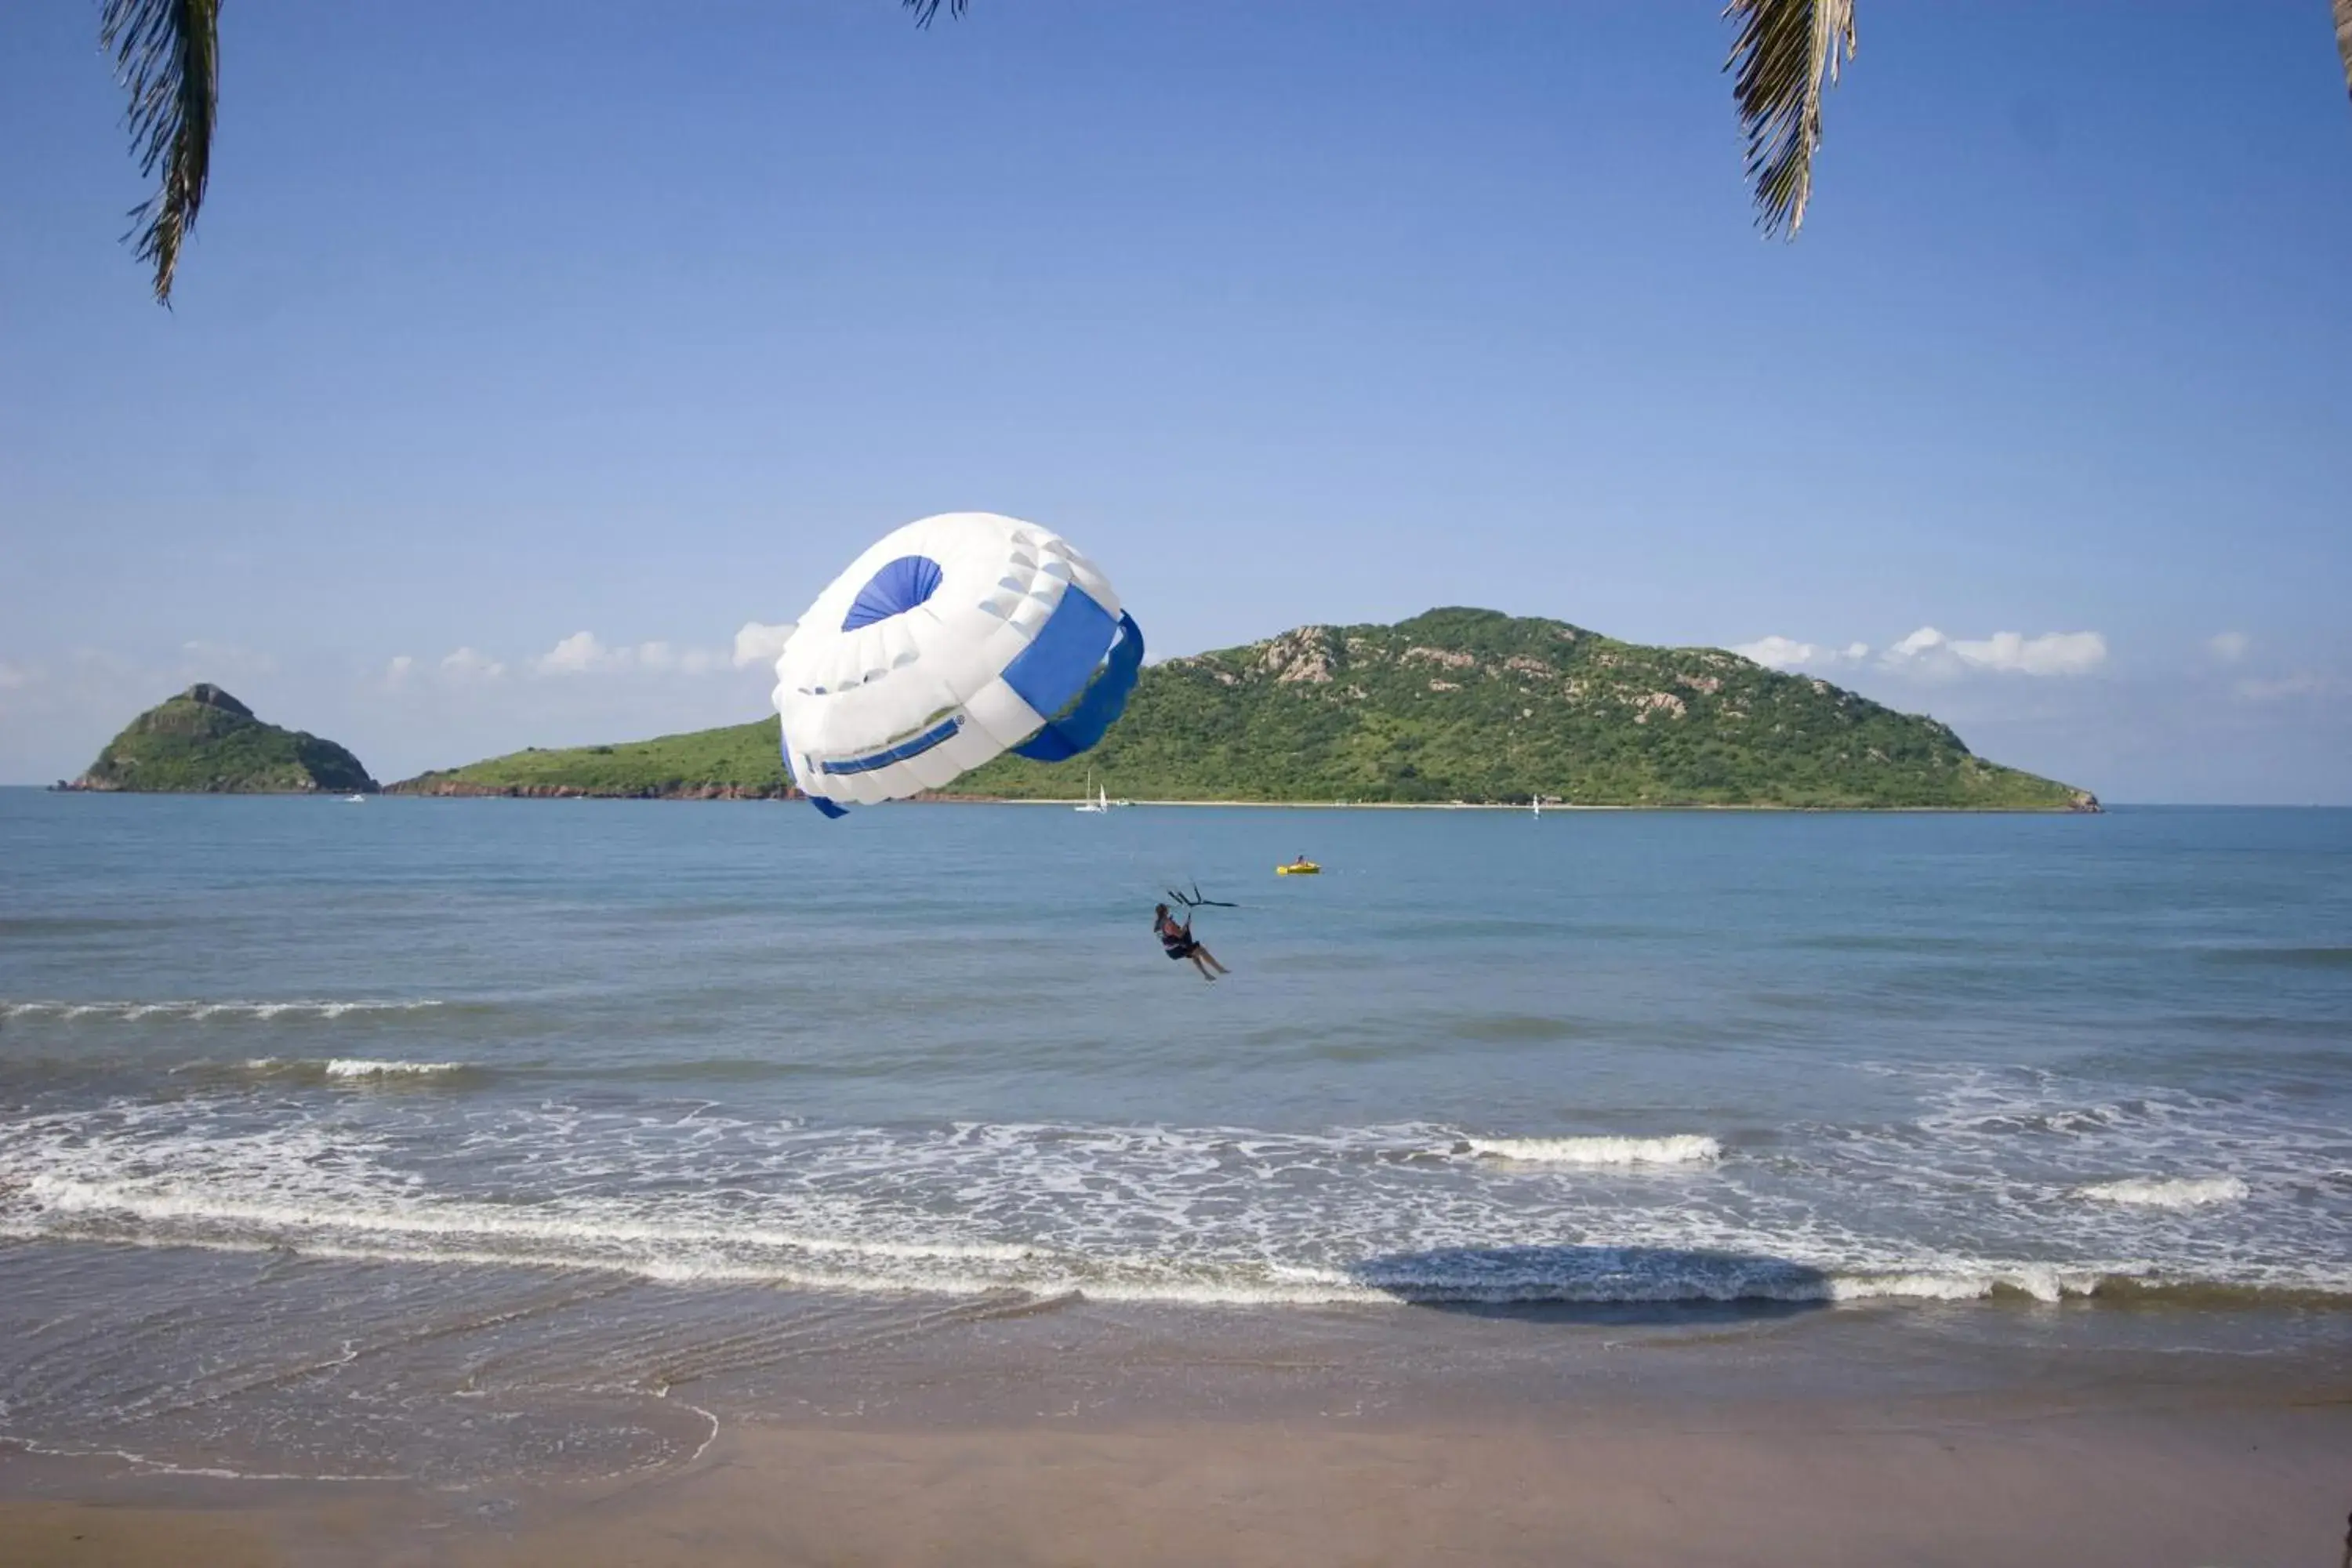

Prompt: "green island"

[391,608,2098,811]
[57,684,378,795]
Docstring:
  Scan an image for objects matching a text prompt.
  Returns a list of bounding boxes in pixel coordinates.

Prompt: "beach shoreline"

[5,1359,2345,1567]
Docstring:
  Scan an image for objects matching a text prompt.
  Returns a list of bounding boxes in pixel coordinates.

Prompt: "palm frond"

[100,0,220,306]
[903,0,968,29]
[2335,0,2352,107]
[1724,0,1856,239]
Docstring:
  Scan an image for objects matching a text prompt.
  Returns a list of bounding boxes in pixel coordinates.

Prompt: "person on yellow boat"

[1290,852,1313,869]
[1153,902,1229,982]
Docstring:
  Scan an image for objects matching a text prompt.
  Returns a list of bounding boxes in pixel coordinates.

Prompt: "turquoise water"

[3,790,2347,1308]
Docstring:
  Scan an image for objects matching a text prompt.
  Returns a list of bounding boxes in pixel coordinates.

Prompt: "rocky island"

[390,609,2100,811]
[57,684,378,795]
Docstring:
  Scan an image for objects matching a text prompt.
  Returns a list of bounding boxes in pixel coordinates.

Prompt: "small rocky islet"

[55,684,377,795]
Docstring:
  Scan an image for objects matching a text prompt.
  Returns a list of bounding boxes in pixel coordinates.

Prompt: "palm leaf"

[903,0,968,27]
[101,0,221,306]
[1724,0,1856,238]
[2336,0,2352,106]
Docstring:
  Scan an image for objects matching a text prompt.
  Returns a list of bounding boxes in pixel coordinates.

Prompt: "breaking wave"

[1465,1134,1721,1167]
[2,1000,443,1022]
[5,1166,2334,1308]
[0,1088,2343,1309]
[323,1058,465,1080]
[2078,1176,2250,1208]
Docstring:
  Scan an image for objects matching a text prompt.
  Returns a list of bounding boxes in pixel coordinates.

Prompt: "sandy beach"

[5,1283,2348,1567]
[5,1376,2347,1567]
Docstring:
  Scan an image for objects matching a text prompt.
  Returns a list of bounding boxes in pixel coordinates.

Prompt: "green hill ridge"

[61,684,378,795]
[390,608,2097,811]
[394,720,790,800]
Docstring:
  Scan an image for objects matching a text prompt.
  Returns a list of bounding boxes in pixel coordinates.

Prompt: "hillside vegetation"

[391,720,788,798]
[958,609,2089,808]
[389,608,2094,811]
[63,684,377,794]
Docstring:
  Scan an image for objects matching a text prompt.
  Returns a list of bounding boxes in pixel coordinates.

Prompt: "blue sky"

[2,1,2347,799]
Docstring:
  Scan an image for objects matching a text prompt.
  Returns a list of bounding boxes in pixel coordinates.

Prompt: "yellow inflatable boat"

[1276,861,1321,876]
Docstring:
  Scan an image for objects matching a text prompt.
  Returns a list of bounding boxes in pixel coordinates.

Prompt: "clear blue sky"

[3,1,2347,799]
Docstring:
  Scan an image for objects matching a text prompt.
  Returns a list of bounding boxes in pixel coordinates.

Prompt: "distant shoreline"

[370,787,2097,814]
[26,782,2101,813]
[922,797,2096,813]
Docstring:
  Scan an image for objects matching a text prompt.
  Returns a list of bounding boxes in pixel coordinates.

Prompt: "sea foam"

[322,1059,466,1080]
[2,1000,441,1022]
[2078,1176,2249,1208]
[1465,1134,1721,1167]
[230,1058,473,1083]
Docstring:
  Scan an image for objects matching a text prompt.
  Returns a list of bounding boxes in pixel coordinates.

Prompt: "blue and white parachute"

[771,513,1143,816]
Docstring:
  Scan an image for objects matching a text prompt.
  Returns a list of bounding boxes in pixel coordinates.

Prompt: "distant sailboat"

[1531,794,1541,818]
[1074,771,1108,814]
[342,794,366,804]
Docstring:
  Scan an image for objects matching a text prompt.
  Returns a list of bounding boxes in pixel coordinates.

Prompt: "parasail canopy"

[771,513,1143,817]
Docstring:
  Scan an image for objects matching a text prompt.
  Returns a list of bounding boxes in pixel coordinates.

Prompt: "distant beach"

[922,794,2089,811]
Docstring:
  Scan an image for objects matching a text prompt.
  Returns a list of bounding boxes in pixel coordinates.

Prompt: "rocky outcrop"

[1250,626,1339,684]
[1631,691,1687,723]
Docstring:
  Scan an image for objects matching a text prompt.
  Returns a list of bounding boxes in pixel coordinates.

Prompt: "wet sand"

[6,1379,2347,1567]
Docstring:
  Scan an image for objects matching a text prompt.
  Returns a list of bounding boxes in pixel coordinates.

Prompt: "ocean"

[2,789,2347,1485]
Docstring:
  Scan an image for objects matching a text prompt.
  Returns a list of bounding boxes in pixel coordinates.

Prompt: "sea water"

[1,791,2347,1480]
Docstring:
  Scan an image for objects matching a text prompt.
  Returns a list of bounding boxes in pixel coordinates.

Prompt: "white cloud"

[2234,672,2328,703]
[1729,637,1870,671]
[2208,631,2250,663]
[1882,627,2107,678]
[1958,630,2107,675]
[0,660,37,691]
[383,655,416,688]
[1736,625,2109,681]
[535,631,615,676]
[535,632,731,677]
[441,647,506,681]
[732,620,798,670]
[634,641,727,676]
[1887,627,1948,662]
[1732,636,1821,670]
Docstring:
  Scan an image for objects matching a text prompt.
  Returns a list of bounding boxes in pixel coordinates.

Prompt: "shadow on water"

[1346,1244,1833,1327]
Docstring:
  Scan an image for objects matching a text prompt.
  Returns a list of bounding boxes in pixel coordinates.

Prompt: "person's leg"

[1198,946,1229,975]
[1189,949,1216,981]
